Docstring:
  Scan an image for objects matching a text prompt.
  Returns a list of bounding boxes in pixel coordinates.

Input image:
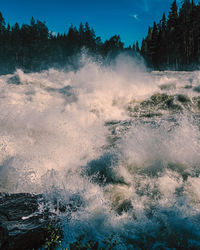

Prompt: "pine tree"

[84,22,96,50]
[141,0,200,69]
[136,41,140,53]
[0,12,5,32]
[103,35,124,56]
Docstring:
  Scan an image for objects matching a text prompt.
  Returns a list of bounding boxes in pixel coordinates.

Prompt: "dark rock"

[141,93,178,111]
[127,92,198,119]
[159,83,176,90]
[0,224,9,249]
[116,199,133,215]
[104,120,121,126]
[177,94,190,103]
[84,153,127,186]
[135,93,182,115]
[193,85,200,93]
[192,96,200,109]
[150,93,169,104]
[140,112,162,118]
[50,192,84,214]
[58,85,72,96]
[184,85,193,89]
[7,75,21,85]
[46,85,77,103]
[0,193,59,250]
[0,193,41,221]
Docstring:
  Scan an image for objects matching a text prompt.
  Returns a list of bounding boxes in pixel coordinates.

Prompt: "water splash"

[1,55,200,248]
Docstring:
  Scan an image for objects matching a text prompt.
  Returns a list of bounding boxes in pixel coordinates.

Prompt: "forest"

[0,12,138,74]
[141,0,200,70]
[0,0,200,73]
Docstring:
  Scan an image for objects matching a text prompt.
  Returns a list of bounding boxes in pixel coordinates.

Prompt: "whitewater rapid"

[1,56,200,248]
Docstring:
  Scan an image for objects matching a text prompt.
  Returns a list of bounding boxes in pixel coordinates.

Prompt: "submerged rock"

[7,75,21,85]
[0,193,60,250]
[192,96,200,109]
[184,85,193,89]
[159,83,176,90]
[176,94,191,103]
[128,93,184,118]
[193,85,200,93]
[105,184,133,215]
[127,92,200,118]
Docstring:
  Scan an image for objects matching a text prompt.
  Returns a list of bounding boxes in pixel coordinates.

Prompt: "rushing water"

[1,56,200,248]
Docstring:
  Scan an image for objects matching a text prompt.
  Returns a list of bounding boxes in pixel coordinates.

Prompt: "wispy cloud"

[131,14,140,21]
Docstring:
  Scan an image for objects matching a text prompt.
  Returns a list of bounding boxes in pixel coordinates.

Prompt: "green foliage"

[43,223,63,249]
[69,234,117,250]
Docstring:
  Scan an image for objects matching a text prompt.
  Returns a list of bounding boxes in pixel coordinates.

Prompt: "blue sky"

[0,0,190,46]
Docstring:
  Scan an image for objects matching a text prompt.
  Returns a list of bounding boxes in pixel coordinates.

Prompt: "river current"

[1,56,200,248]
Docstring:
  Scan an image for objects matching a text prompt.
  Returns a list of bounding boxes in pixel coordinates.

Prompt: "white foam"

[1,55,200,248]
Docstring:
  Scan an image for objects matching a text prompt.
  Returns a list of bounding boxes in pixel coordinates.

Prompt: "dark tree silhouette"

[0,12,139,74]
[141,0,200,70]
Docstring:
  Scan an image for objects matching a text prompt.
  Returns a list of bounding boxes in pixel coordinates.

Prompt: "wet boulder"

[192,96,200,109]
[193,85,200,93]
[176,94,192,110]
[0,193,59,250]
[132,93,182,117]
[184,85,193,89]
[0,224,9,249]
[7,75,21,85]
[176,94,190,103]
[159,83,176,90]
[150,93,170,104]
[84,153,127,186]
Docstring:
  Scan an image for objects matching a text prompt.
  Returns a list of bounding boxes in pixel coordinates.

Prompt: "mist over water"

[1,55,200,248]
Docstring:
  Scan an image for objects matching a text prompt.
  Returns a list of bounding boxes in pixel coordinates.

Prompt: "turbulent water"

[1,55,200,248]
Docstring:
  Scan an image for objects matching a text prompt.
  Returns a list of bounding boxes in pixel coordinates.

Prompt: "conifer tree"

[141,0,200,69]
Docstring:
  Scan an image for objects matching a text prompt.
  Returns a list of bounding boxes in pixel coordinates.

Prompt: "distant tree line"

[1,0,199,73]
[0,12,140,74]
[141,0,200,70]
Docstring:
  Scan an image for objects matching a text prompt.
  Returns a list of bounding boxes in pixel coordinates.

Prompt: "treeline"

[141,0,200,70]
[0,12,139,74]
[2,1,199,73]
